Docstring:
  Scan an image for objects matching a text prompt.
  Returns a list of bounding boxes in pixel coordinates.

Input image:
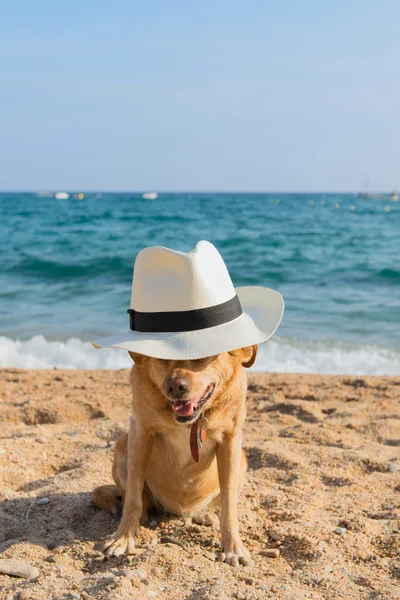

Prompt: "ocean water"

[0,192,399,374]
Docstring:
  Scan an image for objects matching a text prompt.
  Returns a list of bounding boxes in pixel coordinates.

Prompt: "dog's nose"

[166,377,189,397]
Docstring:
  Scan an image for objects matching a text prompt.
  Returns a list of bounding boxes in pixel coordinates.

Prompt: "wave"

[0,336,399,375]
[376,268,400,281]
[5,255,131,279]
[255,338,400,375]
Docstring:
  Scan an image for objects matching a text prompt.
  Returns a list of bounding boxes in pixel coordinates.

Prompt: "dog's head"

[129,346,257,424]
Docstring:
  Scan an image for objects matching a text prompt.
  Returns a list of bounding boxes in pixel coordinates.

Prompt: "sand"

[0,369,399,600]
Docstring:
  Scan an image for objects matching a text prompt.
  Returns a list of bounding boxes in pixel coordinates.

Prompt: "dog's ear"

[128,351,145,365]
[229,345,258,368]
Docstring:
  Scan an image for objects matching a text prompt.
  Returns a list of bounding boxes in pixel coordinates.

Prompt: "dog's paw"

[193,512,220,529]
[101,534,137,557]
[217,542,254,568]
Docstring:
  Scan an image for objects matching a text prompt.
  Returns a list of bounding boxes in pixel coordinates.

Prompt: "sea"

[0,192,399,374]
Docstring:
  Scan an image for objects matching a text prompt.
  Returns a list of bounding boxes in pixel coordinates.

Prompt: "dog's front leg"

[216,432,253,567]
[103,417,152,556]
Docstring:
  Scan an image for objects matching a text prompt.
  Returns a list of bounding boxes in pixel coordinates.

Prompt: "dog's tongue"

[172,399,199,417]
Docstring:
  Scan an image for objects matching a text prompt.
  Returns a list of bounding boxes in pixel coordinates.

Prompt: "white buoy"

[142,192,158,200]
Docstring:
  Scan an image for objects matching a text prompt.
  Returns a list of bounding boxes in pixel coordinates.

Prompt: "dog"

[92,344,257,567]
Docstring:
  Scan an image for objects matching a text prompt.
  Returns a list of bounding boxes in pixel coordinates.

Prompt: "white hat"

[92,241,284,360]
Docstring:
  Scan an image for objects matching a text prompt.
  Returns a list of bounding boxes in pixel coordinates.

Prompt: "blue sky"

[1,1,399,191]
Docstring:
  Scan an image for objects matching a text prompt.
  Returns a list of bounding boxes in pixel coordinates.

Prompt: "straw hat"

[92,241,284,359]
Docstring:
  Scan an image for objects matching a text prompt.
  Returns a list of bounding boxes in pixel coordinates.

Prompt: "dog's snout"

[166,377,190,397]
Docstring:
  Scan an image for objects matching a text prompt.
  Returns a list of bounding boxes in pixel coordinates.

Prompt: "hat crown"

[130,241,236,313]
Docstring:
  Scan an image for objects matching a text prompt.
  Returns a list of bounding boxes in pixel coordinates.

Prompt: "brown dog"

[92,344,257,567]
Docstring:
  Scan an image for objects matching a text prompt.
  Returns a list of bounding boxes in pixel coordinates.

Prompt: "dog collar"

[190,416,208,463]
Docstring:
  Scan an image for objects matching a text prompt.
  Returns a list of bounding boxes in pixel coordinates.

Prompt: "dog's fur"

[92,345,257,567]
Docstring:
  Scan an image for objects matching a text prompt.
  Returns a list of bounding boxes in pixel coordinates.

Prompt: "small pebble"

[99,571,115,584]
[81,593,96,600]
[268,529,282,541]
[335,527,347,535]
[202,551,216,562]
[325,566,333,573]
[37,497,49,505]
[36,437,46,443]
[113,568,137,580]
[131,568,147,581]
[341,566,352,579]
[148,593,157,599]
[44,555,56,563]
[149,520,157,529]
[259,548,280,558]
[389,463,400,473]
[18,591,31,600]
[0,558,39,579]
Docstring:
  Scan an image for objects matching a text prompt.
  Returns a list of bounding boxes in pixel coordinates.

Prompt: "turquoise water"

[0,192,399,373]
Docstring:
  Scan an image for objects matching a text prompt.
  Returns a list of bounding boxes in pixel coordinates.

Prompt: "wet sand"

[1,369,399,600]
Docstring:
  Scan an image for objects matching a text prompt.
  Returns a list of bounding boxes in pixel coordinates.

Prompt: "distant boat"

[54,192,70,200]
[357,191,398,201]
[72,193,85,200]
[142,192,158,200]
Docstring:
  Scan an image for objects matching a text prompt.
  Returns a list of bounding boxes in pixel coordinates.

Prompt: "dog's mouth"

[169,383,215,423]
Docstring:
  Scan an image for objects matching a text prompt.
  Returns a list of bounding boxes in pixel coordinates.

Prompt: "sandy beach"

[1,369,399,600]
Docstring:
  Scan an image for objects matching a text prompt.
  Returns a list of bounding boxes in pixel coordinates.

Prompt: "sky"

[1,0,399,192]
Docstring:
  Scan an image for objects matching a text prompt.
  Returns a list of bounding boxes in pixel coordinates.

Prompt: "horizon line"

[0,189,371,195]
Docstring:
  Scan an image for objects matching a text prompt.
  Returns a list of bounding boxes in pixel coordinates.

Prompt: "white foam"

[0,335,131,370]
[254,338,400,375]
[0,335,398,375]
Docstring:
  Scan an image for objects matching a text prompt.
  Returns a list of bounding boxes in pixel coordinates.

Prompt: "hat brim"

[92,286,284,360]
